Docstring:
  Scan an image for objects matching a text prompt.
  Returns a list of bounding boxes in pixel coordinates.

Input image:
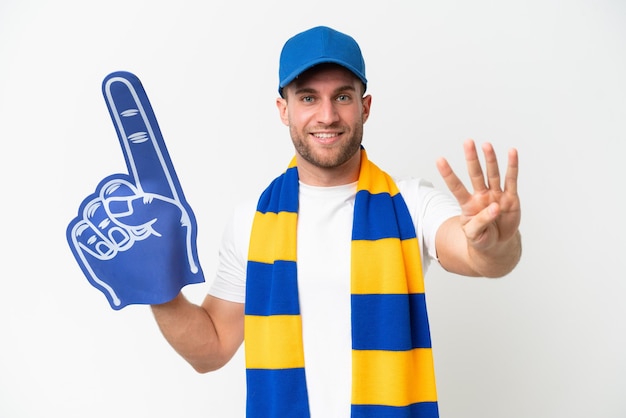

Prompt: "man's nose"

[316,98,340,125]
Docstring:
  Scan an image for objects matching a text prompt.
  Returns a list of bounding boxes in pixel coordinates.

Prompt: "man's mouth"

[313,132,339,138]
[311,132,342,143]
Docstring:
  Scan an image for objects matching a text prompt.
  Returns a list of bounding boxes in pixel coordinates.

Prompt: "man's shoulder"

[393,176,435,190]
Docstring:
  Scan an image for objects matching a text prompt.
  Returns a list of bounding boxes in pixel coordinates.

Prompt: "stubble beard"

[290,123,363,169]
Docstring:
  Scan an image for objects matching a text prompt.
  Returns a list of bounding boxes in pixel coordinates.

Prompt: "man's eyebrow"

[333,85,357,94]
[293,87,317,95]
[293,85,357,95]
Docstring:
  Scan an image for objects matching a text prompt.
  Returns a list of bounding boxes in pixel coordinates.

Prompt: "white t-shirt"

[209,177,460,417]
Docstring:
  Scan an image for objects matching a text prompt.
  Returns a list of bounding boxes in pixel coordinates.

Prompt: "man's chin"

[300,147,360,170]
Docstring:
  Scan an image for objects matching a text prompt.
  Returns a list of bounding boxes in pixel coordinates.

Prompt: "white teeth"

[313,133,338,139]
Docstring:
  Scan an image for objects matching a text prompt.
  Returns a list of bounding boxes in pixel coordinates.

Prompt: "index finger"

[436,156,472,205]
[103,71,179,200]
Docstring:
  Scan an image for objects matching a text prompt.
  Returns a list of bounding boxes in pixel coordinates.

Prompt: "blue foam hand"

[67,71,204,310]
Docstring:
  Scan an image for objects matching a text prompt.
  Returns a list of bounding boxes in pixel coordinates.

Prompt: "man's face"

[277,64,371,175]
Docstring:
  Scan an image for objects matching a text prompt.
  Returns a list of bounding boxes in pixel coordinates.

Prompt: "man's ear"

[361,94,372,123]
[276,97,289,126]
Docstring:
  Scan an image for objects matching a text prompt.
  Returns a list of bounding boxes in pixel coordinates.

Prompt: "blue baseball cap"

[278,26,367,97]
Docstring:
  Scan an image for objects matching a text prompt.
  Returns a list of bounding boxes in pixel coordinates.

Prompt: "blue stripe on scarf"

[353,192,417,240]
[246,260,300,315]
[352,402,439,418]
[256,166,299,214]
[247,368,311,418]
[351,293,433,350]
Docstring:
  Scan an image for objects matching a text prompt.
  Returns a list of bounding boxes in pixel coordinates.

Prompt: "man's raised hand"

[436,139,521,253]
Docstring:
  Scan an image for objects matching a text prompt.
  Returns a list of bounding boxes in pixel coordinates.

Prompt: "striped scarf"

[245,149,439,418]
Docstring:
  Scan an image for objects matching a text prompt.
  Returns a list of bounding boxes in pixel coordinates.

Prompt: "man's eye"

[337,94,351,102]
[302,96,315,103]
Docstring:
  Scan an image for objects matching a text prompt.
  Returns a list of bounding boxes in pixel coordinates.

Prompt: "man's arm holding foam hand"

[151,293,244,373]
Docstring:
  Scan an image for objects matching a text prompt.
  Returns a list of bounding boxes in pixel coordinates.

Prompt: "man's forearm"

[151,293,238,373]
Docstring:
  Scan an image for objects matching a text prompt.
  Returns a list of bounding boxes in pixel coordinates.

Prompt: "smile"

[311,132,341,139]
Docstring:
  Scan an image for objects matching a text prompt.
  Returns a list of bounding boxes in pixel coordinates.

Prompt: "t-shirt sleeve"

[207,199,256,303]
[397,177,461,268]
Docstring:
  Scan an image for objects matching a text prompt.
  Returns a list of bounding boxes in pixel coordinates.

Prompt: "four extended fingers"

[455,139,518,193]
[438,139,519,207]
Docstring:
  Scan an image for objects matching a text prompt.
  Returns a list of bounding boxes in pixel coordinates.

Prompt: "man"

[151,26,521,418]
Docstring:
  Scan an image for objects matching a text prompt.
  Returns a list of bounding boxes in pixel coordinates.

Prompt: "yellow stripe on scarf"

[352,348,437,405]
[351,237,425,294]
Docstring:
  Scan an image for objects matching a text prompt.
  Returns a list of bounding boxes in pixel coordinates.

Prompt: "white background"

[1,0,625,417]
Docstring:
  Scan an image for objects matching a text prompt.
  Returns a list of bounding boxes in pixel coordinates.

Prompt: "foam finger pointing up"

[102,71,178,200]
